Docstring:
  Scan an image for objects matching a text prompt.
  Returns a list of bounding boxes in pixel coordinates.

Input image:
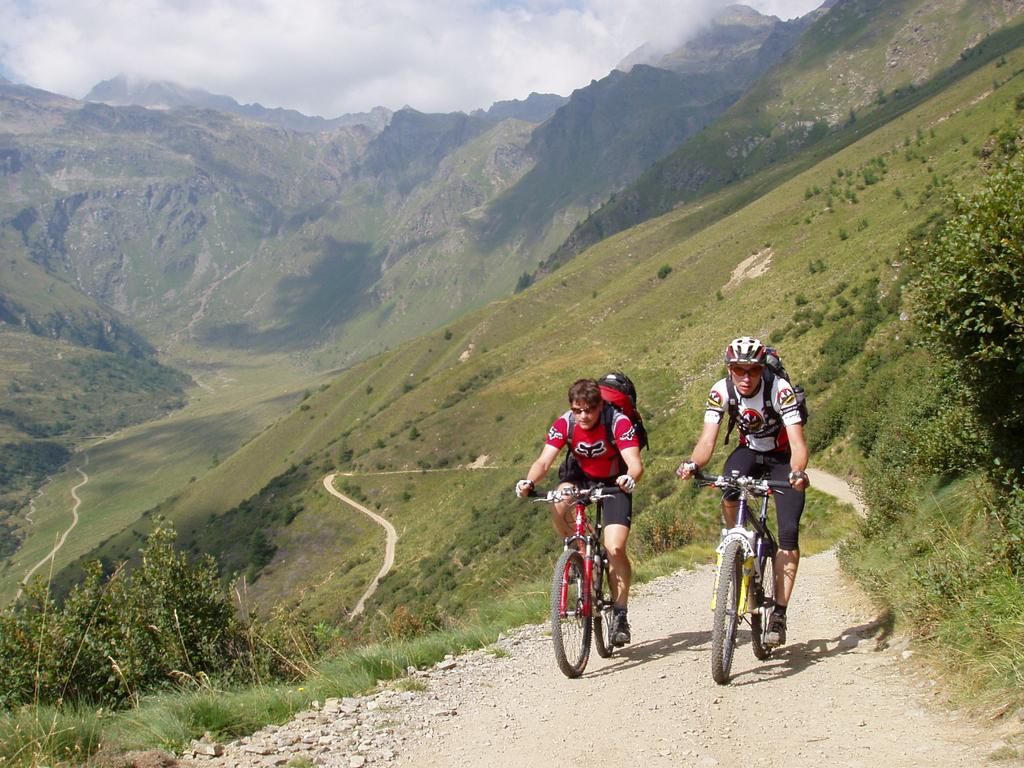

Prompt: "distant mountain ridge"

[5,1,1014,374]
[475,92,569,123]
[0,4,808,370]
[85,75,569,133]
[481,4,812,264]
[85,75,393,133]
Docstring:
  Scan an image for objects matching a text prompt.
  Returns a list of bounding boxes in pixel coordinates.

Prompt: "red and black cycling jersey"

[545,410,640,479]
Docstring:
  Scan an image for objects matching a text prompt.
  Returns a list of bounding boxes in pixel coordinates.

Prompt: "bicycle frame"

[532,485,620,677]
[698,470,790,682]
[710,481,779,616]
[558,497,605,620]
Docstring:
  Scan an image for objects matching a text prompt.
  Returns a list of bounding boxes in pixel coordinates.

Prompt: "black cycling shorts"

[558,459,632,528]
[721,446,804,550]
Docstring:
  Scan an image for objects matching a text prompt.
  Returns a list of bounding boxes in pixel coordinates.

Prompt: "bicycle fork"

[710,529,757,613]
[560,534,594,618]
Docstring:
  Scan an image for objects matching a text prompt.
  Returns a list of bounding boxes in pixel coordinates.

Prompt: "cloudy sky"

[0,0,824,117]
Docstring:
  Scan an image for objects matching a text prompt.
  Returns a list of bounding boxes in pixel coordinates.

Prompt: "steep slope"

[552,0,1024,268]
[336,118,535,353]
[0,84,535,366]
[0,81,376,343]
[480,5,812,271]
[35,38,1024,625]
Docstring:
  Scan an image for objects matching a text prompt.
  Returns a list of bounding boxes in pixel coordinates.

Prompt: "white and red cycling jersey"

[545,410,640,479]
[704,375,803,453]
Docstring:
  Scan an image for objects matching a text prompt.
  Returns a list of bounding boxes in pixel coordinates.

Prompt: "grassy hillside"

[552,0,1024,267]
[0,322,189,563]
[0,350,319,604]
[25,36,1022,637]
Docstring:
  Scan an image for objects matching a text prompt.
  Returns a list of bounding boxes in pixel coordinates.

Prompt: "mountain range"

[2,0,1023,616]
[0,4,819,375]
[85,75,396,133]
[84,75,573,134]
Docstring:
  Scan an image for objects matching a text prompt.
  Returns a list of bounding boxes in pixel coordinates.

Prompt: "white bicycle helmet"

[724,336,767,365]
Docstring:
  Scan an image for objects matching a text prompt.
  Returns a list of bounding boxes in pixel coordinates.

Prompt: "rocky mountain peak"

[715,3,779,26]
[617,3,815,75]
[85,74,233,111]
[475,92,569,124]
[83,74,392,133]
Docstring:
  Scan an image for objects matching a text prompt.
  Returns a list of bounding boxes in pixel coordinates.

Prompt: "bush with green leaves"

[909,140,1024,463]
[0,523,313,709]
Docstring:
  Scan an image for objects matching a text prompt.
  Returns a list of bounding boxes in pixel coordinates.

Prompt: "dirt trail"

[322,473,398,619]
[15,456,89,600]
[393,564,996,768]
[182,470,1020,768]
[806,467,865,515]
[389,470,1005,768]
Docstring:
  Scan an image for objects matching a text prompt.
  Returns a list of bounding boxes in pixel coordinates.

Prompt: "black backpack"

[559,371,649,481]
[723,349,808,445]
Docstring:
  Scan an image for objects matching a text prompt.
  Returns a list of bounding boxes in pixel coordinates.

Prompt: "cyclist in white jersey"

[677,336,809,645]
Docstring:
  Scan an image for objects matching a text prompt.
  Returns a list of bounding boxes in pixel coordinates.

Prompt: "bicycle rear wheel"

[550,549,592,678]
[751,550,776,660]
[711,539,743,684]
[592,554,614,658]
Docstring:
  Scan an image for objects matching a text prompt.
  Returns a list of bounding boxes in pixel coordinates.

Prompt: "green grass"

[841,479,1024,715]
[0,351,321,602]
[0,566,547,767]
[560,5,1024,259]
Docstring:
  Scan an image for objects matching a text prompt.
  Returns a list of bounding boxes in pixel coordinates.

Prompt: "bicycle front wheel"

[751,550,776,661]
[711,539,743,684]
[550,549,592,678]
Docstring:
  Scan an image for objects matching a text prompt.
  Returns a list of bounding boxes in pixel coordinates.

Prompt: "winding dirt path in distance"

[806,467,865,516]
[15,455,89,600]
[322,473,398,619]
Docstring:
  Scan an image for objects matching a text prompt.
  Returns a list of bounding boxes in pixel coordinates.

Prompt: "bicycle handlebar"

[528,485,623,503]
[692,470,790,494]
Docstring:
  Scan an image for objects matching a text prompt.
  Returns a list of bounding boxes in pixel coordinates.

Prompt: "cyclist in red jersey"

[677,337,809,646]
[516,378,643,645]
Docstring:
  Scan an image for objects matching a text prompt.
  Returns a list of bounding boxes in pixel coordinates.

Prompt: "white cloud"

[0,0,824,117]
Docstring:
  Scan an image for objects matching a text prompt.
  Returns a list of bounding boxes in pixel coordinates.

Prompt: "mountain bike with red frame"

[529,485,621,678]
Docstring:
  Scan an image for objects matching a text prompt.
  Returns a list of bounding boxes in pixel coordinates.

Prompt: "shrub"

[632,506,697,556]
[0,524,310,709]
[909,147,1024,456]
